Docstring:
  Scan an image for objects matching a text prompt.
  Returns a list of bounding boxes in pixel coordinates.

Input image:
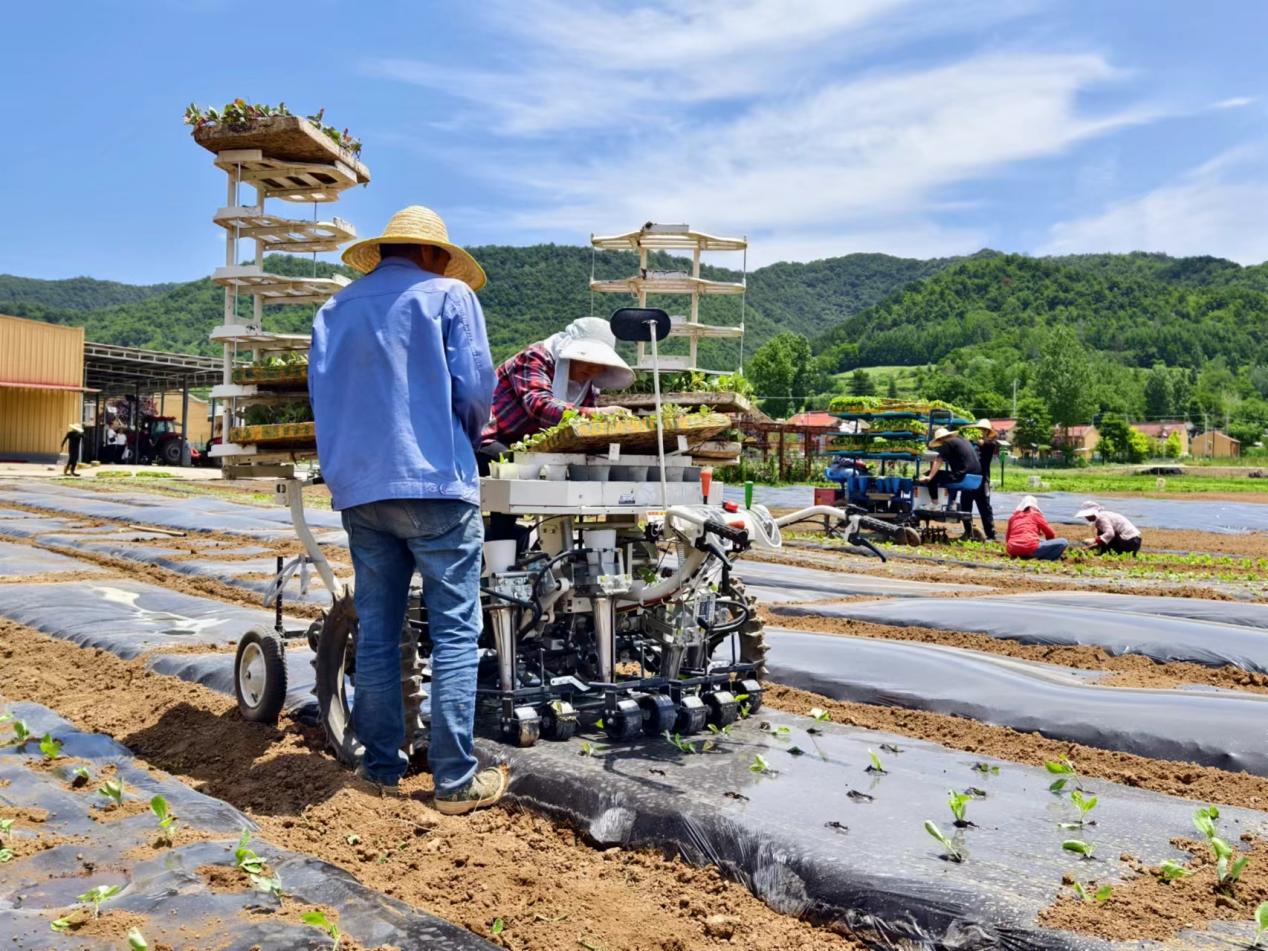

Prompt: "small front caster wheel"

[235,628,288,724]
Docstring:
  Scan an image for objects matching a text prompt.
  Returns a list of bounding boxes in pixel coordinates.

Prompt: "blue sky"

[3,0,1265,284]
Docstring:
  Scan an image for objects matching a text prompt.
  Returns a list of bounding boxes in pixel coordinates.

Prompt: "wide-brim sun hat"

[68,423,83,434]
[557,317,635,390]
[1014,494,1040,513]
[969,418,996,436]
[341,205,487,291]
[928,426,956,447]
[1075,501,1102,519]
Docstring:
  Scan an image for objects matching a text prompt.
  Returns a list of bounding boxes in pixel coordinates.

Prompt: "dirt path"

[0,619,864,951]
[766,614,1268,696]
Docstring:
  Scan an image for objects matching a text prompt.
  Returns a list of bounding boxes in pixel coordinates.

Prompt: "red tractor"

[128,415,195,466]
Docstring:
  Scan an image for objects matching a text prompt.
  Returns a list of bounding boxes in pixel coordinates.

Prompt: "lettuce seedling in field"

[4,719,31,748]
[947,790,973,828]
[98,779,124,808]
[1193,805,1249,892]
[923,820,963,863]
[1254,902,1268,947]
[38,734,61,760]
[0,817,13,863]
[808,708,830,722]
[127,928,149,950]
[301,911,341,950]
[865,749,887,774]
[234,830,266,875]
[1063,839,1095,859]
[1071,881,1112,904]
[1045,758,1078,793]
[77,884,122,919]
[749,754,776,775]
[150,795,177,847]
[1157,860,1188,882]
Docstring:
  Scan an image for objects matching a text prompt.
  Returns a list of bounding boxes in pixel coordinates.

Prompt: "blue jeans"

[342,499,484,792]
[1033,538,1068,561]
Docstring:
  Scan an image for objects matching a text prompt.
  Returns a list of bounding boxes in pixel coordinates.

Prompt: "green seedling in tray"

[302,910,341,950]
[923,820,963,863]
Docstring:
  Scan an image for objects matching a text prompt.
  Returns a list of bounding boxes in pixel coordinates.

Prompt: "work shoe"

[434,766,509,816]
[351,765,406,799]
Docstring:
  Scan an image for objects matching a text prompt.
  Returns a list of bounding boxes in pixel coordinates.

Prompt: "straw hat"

[1075,501,1102,519]
[928,426,955,447]
[968,418,996,437]
[341,205,487,290]
[68,423,83,434]
[553,317,635,390]
[1014,494,1040,513]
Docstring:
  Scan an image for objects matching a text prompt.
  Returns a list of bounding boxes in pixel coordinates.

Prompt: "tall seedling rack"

[192,115,370,604]
[589,223,747,373]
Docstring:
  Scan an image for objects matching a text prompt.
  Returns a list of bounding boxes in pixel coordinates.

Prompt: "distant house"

[1193,430,1241,458]
[786,411,840,453]
[1051,424,1100,456]
[1132,420,1190,456]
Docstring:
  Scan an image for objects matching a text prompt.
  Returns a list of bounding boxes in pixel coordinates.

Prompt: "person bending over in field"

[1005,495,1067,561]
[1076,501,1142,556]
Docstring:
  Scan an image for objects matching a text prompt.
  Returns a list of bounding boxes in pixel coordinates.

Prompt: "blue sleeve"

[443,287,495,447]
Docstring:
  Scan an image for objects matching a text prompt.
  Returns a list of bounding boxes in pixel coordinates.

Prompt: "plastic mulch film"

[735,559,986,600]
[0,580,300,658]
[772,596,1268,672]
[761,628,1268,776]
[500,711,1268,950]
[0,540,104,577]
[1002,591,1268,630]
[0,701,495,950]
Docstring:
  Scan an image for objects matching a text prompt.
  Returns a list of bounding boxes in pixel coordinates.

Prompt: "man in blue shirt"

[310,205,505,813]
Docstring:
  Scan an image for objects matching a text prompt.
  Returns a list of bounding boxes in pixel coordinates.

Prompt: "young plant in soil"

[1254,902,1268,947]
[71,765,90,788]
[150,795,178,847]
[3,719,31,749]
[924,820,963,863]
[98,779,124,808]
[1063,839,1096,860]
[865,749,887,774]
[301,910,341,950]
[1071,881,1113,904]
[947,790,974,828]
[1045,758,1079,794]
[1060,789,1099,830]
[1193,805,1249,893]
[77,884,122,919]
[808,707,831,722]
[749,754,777,775]
[234,829,266,875]
[38,733,62,760]
[0,817,13,863]
[1157,859,1189,883]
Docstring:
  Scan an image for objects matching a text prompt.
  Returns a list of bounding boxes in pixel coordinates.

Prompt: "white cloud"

[1213,96,1255,110]
[1039,148,1268,264]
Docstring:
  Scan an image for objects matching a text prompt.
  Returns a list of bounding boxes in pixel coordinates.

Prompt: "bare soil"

[0,619,865,951]
[766,614,1268,696]
[1038,837,1268,941]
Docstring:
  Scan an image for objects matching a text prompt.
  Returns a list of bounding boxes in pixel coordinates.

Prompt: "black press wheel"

[638,694,677,736]
[704,690,738,727]
[235,627,287,724]
[604,699,644,741]
[542,701,578,741]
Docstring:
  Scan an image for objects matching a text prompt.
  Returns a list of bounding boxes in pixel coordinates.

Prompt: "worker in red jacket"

[1005,495,1068,560]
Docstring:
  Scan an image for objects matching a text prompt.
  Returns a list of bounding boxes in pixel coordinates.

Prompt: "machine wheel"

[542,701,578,741]
[313,594,362,765]
[900,526,922,547]
[709,578,768,679]
[675,695,708,735]
[235,628,287,724]
[638,694,677,736]
[704,690,738,727]
[305,615,324,653]
[604,698,644,741]
[160,438,182,466]
[503,707,541,748]
[738,678,764,715]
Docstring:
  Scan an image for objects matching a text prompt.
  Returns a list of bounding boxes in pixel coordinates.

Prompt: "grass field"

[998,467,1267,495]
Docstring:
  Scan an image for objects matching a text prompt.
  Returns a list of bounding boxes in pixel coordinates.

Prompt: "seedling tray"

[193,115,371,183]
[230,364,309,387]
[527,412,731,454]
[229,421,316,450]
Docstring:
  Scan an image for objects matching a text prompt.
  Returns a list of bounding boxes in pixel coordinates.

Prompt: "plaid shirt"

[481,342,598,446]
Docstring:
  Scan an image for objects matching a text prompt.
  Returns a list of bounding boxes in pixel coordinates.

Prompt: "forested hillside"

[0,246,956,362]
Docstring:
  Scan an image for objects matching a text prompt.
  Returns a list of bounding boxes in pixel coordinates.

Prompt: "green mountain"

[0,246,959,363]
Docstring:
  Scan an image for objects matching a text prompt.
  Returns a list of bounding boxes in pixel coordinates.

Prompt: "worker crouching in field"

[311,205,507,813]
[1005,495,1068,560]
[1077,501,1143,556]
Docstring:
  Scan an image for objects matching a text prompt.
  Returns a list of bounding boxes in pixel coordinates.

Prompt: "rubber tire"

[160,438,182,466]
[709,578,768,679]
[234,628,287,724]
[638,694,677,736]
[313,594,363,766]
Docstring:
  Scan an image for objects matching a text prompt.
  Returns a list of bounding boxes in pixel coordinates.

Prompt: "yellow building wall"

[155,390,212,444]
[0,388,79,457]
[0,314,83,387]
[0,314,85,459]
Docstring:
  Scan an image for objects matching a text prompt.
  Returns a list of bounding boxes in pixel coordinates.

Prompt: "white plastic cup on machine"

[483,539,518,577]
[582,528,618,571]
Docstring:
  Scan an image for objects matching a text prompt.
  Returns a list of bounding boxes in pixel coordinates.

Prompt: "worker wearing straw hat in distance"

[962,419,1000,541]
[60,423,84,476]
[1005,495,1067,560]
[1076,500,1143,556]
[916,426,980,525]
[310,205,507,813]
